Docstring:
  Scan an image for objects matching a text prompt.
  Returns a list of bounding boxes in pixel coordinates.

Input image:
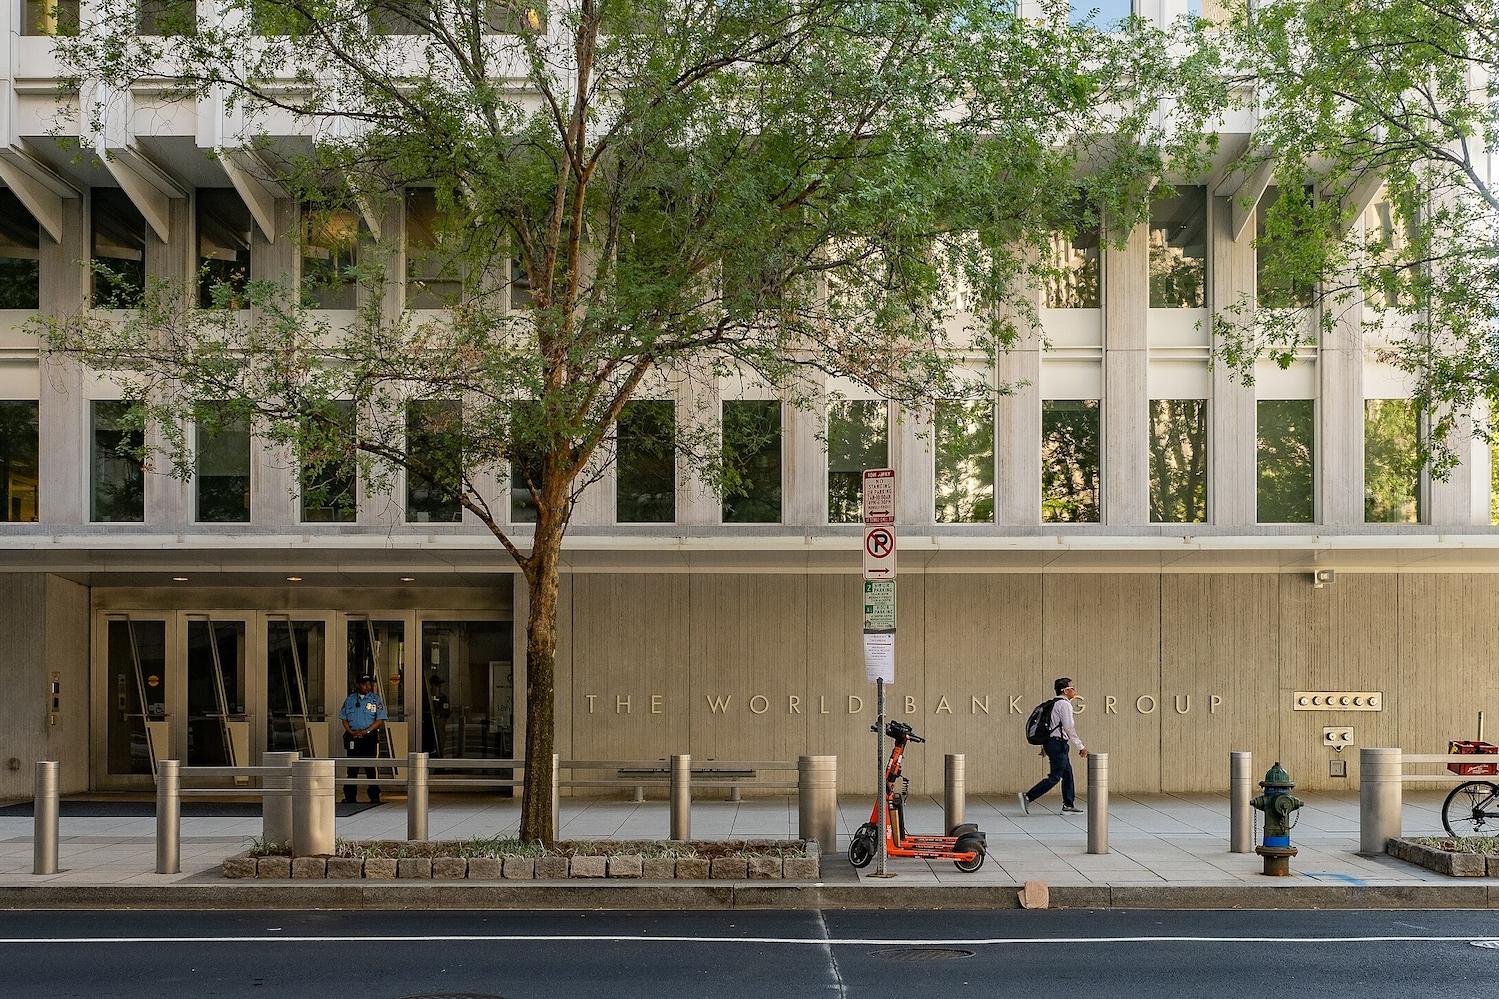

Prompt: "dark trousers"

[1025,737,1075,808]
[344,731,381,803]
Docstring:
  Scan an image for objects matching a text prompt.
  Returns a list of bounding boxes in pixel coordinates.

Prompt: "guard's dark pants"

[344,730,382,803]
[1024,737,1075,808]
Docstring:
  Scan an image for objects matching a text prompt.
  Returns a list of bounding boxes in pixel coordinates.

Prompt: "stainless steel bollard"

[1230,751,1253,854]
[262,751,297,846]
[943,754,966,835]
[406,751,429,842]
[1086,752,1108,855]
[292,758,336,857]
[797,755,838,854]
[670,754,691,841]
[32,761,58,875]
[1359,747,1403,855]
[156,759,181,874]
[550,754,561,842]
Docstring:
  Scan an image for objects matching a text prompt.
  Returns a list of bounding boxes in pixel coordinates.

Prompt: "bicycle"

[1442,780,1499,838]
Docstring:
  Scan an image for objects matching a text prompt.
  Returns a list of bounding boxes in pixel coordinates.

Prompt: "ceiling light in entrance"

[399,577,416,582]
[286,576,303,582]
[171,576,189,582]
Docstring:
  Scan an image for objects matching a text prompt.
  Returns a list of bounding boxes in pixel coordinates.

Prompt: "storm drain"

[869,947,975,961]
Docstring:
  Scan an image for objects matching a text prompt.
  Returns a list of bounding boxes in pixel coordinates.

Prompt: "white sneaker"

[1017,792,1030,815]
[1060,804,1083,814]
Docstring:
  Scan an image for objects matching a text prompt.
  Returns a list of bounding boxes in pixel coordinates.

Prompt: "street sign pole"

[876,676,887,877]
[862,467,896,879]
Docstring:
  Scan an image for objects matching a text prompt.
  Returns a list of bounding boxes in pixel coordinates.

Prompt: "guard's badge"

[366,702,377,712]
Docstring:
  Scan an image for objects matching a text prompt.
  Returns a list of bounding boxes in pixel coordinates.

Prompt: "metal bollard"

[156,759,181,875]
[944,754,966,835]
[670,754,691,841]
[1359,747,1403,855]
[292,758,336,857]
[797,755,837,854]
[550,754,561,842]
[1086,752,1108,855]
[406,751,429,842]
[1230,751,1253,854]
[262,751,297,846]
[32,761,58,876]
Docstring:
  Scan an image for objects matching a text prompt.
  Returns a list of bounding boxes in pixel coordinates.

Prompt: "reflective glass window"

[138,0,195,35]
[934,399,994,524]
[1257,185,1315,309]
[406,399,463,523]
[722,400,782,524]
[1365,398,1421,523]
[91,401,145,523]
[827,400,888,524]
[21,0,78,34]
[1149,186,1207,308]
[405,190,462,308]
[1069,0,1131,28]
[302,205,361,310]
[1044,212,1100,308]
[196,403,252,523]
[197,189,252,308]
[617,400,676,523]
[1256,399,1315,523]
[0,400,39,522]
[92,189,147,308]
[1149,398,1208,523]
[300,400,357,523]
[1041,399,1100,523]
[0,191,40,309]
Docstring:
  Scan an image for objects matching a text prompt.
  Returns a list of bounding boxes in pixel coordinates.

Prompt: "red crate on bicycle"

[1448,740,1499,775]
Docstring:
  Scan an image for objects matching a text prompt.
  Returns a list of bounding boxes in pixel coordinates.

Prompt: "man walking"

[339,673,388,804]
[1018,677,1087,815]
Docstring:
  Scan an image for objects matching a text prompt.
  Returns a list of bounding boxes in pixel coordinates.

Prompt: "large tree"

[45,0,1221,841]
[1218,0,1497,475]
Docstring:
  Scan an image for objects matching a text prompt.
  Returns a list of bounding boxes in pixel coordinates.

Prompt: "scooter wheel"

[848,832,876,869]
[953,836,985,873]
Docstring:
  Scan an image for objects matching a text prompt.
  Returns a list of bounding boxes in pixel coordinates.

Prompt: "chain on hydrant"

[1249,761,1304,877]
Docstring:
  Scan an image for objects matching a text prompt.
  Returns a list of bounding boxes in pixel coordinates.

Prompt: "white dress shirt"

[1052,697,1084,751]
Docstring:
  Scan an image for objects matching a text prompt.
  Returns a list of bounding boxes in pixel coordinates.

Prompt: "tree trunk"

[518,518,564,845]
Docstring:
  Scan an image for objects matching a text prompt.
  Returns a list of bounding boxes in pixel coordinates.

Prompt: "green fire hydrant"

[1250,761,1304,876]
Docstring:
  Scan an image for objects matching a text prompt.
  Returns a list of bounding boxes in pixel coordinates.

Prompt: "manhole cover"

[869,947,975,961]
[1470,940,1499,949]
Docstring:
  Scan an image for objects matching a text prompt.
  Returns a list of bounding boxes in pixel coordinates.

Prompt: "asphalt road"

[2,908,1498,998]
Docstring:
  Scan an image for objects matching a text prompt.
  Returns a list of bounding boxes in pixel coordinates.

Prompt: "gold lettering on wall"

[789,695,802,715]
[749,695,769,715]
[1174,695,1190,715]
[707,694,731,713]
[819,696,829,715]
[617,695,631,714]
[576,690,1225,718]
[651,694,663,714]
[1007,695,1022,714]
[1073,696,1086,714]
[936,696,952,714]
[1137,694,1157,715]
[973,696,990,715]
[586,694,598,714]
[1106,696,1118,714]
[905,695,917,714]
[1210,695,1222,714]
[848,695,863,714]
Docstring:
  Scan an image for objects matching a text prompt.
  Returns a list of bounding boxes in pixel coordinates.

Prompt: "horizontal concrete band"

[3,883,1498,911]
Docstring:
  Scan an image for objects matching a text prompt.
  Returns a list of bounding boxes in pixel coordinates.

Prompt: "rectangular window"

[372,0,431,33]
[300,400,357,523]
[1256,185,1315,309]
[92,189,147,309]
[0,191,40,310]
[1256,399,1315,524]
[406,399,463,523]
[934,399,994,524]
[196,404,251,522]
[21,0,78,34]
[138,0,195,35]
[1186,0,1229,21]
[1364,398,1421,523]
[1044,213,1100,309]
[616,400,676,523]
[1069,0,1131,27]
[1149,186,1207,308]
[1041,399,1100,523]
[301,205,361,310]
[507,401,543,525]
[827,400,888,524]
[196,189,252,309]
[509,258,532,309]
[0,401,39,522]
[1149,398,1208,523]
[405,190,462,308]
[1362,193,1416,310]
[91,401,144,523]
[486,0,545,32]
[722,400,782,524]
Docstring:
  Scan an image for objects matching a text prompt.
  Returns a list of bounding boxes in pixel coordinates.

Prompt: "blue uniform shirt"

[339,691,388,734]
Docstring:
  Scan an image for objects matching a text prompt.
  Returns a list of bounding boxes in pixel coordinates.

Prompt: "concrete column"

[996,286,1041,525]
[675,367,721,526]
[1102,220,1148,525]
[37,196,88,527]
[783,372,828,526]
[360,196,407,531]
[1427,411,1485,527]
[1209,195,1258,525]
[893,402,933,527]
[1319,295,1363,527]
[250,198,300,528]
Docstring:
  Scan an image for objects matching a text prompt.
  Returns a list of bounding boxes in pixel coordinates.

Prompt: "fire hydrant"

[1250,761,1304,876]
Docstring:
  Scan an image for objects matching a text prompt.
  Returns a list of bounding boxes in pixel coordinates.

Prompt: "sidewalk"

[0,790,1488,908]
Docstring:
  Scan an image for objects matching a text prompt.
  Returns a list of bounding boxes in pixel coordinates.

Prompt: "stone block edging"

[1386,837,1495,877]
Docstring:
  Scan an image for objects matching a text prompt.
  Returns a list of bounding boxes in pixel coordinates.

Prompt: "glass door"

[265,616,329,758]
[419,620,514,774]
[183,616,250,767]
[344,615,410,763]
[102,615,171,782]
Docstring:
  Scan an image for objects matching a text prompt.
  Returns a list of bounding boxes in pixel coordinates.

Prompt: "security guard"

[338,673,388,804]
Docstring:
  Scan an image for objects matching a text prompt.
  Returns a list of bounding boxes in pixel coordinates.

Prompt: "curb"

[0,882,1496,910]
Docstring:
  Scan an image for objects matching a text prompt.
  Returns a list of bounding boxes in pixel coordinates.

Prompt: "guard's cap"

[358,673,376,683]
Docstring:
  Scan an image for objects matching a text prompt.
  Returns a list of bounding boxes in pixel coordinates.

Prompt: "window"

[509,258,532,309]
[1044,212,1100,309]
[138,0,195,35]
[827,400,888,523]
[1149,186,1207,308]
[934,400,994,523]
[1362,193,1416,310]
[91,401,144,523]
[722,400,782,524]
[1069,0,1131,27]
[300,400,357,523]
[1149,399,1208,523]
[617,400,675,523]
[197,190,252,309]
[1041,399,1100,523]
[486,0,545,32]
[0,192,40,310]
[1186,0,1230,21]
[0,401,39,522]
[405,190,462,308]
[372,0,431,33]
[1364,398,1421,523]
[406,400,463,523]
[302,205,360,310]
[1256,185,1315,309]
[92,190,147,308]
[196,403,251,522]
[21,0,78,34]
[1256,399,1315,523]
[507,401,543,524]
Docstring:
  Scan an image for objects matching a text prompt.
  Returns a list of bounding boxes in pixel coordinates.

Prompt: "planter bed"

[225,837,819,881]
[1387,836,1499,877]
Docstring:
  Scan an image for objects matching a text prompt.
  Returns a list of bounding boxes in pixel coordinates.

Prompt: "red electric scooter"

[848,720,987,872]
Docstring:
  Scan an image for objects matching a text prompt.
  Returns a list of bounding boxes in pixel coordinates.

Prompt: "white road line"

[0,934,1488,946]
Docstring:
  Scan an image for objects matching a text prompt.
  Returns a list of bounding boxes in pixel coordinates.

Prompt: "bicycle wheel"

[1442,780,1499,838]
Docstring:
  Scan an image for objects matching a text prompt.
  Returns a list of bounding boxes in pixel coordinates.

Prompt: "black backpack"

[1024,697,1062,746]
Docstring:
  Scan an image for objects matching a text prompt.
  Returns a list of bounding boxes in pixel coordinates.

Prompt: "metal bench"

[616,765,757,802]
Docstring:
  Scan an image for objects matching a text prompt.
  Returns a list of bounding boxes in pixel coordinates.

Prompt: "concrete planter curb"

[570,856,606,878]
[502,857,536,880]
[432,857,468,880]
[290,857,326,879]
[607,855,643,878]
[397,858,432,879]
[466,857,502,880]
[363,858,398,880]
[710,858,749,880]
[674,858,709,880]
[535,857,571,880]
[1387,837,1491,877]
[747,857,782,880]
[223,852,256,879]
[642,858,676,880]
[256,856,291,879]
[325,857,363,879]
